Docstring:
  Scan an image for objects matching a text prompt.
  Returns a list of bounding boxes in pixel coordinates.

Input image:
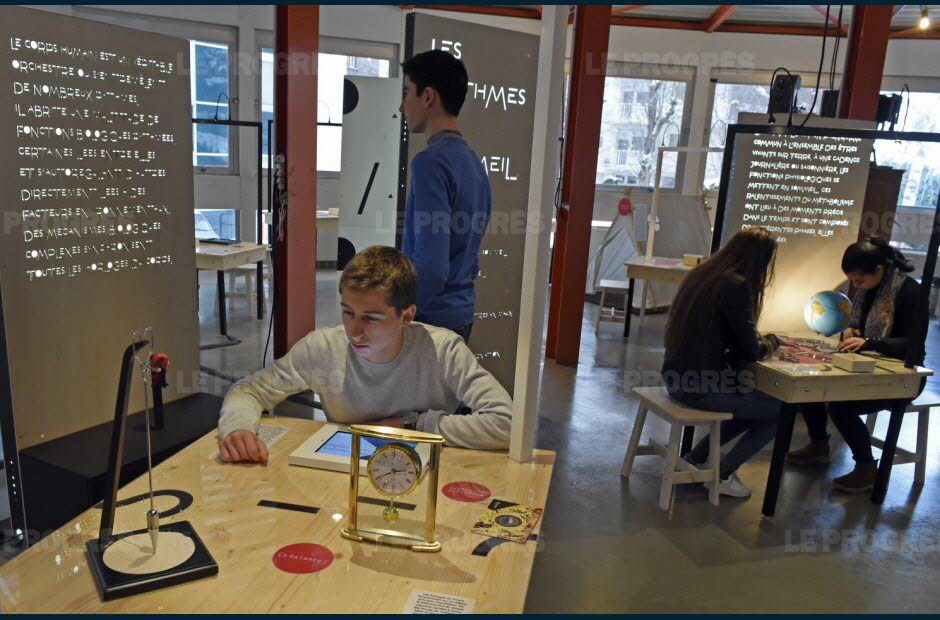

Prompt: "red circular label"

[442,481,491,503]
[272,543,334,574]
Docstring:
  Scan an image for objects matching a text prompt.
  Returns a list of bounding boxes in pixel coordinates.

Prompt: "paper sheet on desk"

[403,590,475,614]
[210,424,289,460]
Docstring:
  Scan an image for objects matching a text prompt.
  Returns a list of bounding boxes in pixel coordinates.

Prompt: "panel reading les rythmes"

[407,14,539,396]
[0,6,198,449]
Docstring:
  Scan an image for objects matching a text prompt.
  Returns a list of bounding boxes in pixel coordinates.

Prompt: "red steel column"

[274,6,318,357]
[838,5,892,120]
[545,5,609,365]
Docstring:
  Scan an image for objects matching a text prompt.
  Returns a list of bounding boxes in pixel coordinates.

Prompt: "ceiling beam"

[891,22,940,38]
[703,5,738,33]
[397,5,542,20]
[610,5,647,16]
[714,22,850,36]
[810,5,849,35]
[609,15,704,31]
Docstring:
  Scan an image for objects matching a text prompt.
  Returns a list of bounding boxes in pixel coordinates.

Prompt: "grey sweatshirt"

[218,322,513,450]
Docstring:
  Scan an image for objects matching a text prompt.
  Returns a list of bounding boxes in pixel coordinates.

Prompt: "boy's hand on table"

[839,337,866,353]
[219,429,269,465]
[841,327,861,341]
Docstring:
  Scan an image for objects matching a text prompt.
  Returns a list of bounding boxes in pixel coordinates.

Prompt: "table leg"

[680,426,695,457]
[623,278,635,339]
[761,403,797,517]
[871,400,907,504]
[217,270,227,337]
[639,283,649,320]
[256,261,264,319]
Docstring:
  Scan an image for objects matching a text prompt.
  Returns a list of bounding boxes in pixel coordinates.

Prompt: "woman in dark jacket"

[787,237,925,493]
[662,226,781,499]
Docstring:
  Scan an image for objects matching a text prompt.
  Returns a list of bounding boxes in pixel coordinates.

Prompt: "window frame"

[256,32,398,178]
[701,68,845,192]
[876,76,940,212]
[70,6,239,176]
[592,60,697,192]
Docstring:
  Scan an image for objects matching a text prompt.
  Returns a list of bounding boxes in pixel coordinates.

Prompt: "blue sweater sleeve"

[409,152,452,312]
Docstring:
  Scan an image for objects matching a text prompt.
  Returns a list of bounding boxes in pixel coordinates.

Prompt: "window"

[619,91,634,119]
[191,41,231,168]
[875,91,940,208]
[261,48,274,168]
[597,76,689,188]
[260,50,391,172]
[703,80,827,189]
[67,8,237,174]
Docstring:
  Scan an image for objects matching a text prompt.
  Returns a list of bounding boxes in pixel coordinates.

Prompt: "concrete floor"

[198,270,940,613]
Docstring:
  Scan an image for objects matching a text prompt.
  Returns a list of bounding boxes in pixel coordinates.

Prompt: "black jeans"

[453,323,473,345]
[802,399,908,465]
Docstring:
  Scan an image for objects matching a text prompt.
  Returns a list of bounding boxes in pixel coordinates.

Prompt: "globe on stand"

[804,291,852,337]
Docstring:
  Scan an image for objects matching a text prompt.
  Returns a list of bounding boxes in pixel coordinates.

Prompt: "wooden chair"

[594,279,631,337]
[622,387,732,510]
[865,395,936,485]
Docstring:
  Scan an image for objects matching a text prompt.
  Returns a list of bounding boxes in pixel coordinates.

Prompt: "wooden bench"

[866,395,937,484]
[594,279,631,337]
[622,387,732,510]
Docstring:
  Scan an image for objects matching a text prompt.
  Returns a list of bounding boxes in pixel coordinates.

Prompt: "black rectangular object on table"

[85,519,218,601]
[19,392,222,538]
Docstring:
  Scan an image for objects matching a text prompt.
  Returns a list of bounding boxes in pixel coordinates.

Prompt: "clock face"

[367,444,419,497]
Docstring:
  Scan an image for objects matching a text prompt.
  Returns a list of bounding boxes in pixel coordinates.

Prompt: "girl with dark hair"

[787,236,924,493]
[662,227,783,498]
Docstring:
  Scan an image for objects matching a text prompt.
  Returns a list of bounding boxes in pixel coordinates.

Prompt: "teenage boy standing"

[399,50,491,343]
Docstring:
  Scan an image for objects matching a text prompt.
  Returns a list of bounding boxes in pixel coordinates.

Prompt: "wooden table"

[753,334,933,517]
[263,210,338,264]
[0,418,555,613]
[196,241,267,342]
[623,257,694,338]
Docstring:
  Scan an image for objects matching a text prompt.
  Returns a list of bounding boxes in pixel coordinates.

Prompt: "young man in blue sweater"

[399,50,492,343]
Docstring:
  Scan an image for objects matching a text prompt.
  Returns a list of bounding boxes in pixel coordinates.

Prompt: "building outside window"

[875,91,940,209]
[596,76,688,189]
[191,40,231,168]
[703,80,827,189]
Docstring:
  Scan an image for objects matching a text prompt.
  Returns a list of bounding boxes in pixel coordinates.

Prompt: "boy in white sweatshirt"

[217,245,513,464]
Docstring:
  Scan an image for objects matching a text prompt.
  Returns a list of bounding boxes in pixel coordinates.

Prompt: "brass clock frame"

[340,424,444,553]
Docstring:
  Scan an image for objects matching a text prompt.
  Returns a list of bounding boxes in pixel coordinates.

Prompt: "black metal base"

[198,334,242,351]
[85,520,217,601]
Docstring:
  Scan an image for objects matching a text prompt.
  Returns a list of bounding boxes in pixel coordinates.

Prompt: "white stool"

[865,395,936,485]
[622,387,732,510]
[228,263,257,300]
[594,279,631,337]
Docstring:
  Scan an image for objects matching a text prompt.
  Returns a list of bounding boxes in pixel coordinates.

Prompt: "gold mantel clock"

[341,424,445,553]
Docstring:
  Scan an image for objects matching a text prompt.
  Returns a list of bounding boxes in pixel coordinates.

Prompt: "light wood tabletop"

[624,256,694,284]
[195,241,267,272]
[754,332,932,404]
[752,332,933,517]
[0,418,555,613]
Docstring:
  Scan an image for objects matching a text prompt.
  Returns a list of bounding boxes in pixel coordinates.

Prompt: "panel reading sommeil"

[0,6,198,462]
[719,129,873,331]
[404,14,539,395]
